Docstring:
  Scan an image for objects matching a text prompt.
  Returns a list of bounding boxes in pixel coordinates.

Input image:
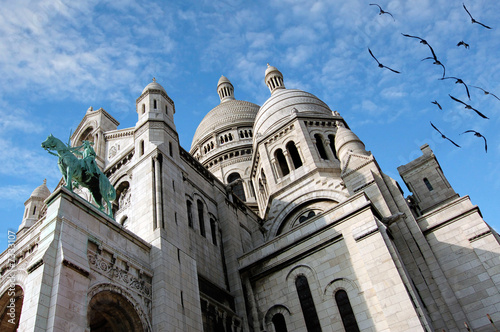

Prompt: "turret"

[334,124,369,169]
[136,78,176,130]
[19,179,50,234]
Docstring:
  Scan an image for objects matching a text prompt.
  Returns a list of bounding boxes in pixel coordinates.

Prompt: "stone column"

[153,155,163,229]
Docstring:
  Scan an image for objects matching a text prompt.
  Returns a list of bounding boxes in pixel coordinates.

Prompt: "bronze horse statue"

[42,134,116,218]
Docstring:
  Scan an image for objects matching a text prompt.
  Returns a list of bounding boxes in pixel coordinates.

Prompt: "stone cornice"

[105,128,135,140]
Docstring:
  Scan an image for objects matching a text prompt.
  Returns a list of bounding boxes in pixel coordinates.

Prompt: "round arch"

[267,189,348,239]
[0,285,23,332]
[77,125,96,146]
[87,284,150,332]
[264,304,292,331]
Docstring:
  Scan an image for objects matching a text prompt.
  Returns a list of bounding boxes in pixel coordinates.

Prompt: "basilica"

[1,65,499,331]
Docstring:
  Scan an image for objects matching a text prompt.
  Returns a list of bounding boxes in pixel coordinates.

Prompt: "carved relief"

[109,145,117,159]
[87,252,152,299]
[118,187,131,211]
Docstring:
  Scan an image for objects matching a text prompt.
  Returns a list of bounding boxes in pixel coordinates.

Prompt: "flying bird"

[449,94,489,119]
[430,122,461,148]
[463,4,492,29]
[422,56,446,78]
[457,40,470,49]
[401,33,446,77]
[461,130,487,152]
[370,4,395,21]
[401,34,446,78]
[401,33,430,45]
[471,85,500,101]
[440,76,470,99]
[432,100,442,110]
[368,48,400,73]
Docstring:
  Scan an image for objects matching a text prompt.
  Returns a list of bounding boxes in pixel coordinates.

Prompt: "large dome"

[254,88,333,141]
[191,99,260,151]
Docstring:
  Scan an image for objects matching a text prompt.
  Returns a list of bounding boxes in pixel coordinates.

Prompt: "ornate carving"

[118,187,131,211]
[87,252,152,299]
[109,145,117,159]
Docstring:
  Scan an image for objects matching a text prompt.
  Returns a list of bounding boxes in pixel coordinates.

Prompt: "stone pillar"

[153,155,163,229]
[244,277,260,331]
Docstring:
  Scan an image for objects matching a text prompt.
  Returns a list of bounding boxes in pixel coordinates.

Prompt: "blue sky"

[1,0,499,250]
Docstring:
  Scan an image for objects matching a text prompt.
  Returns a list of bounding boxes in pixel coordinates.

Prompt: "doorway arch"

[0,285,23,332]
[87,288,148,332]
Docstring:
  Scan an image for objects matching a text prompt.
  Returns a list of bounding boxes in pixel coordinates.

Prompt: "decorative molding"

[340,153,374,178]
[27,259,44,274]
[353,225,379,242]
[63,259,90,277]
[104,129,135,140]
[353,180,376,193]
[469,230,492,243]
[87,252,152,299]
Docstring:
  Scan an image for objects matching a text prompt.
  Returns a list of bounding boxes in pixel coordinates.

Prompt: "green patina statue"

[42,134,116,218]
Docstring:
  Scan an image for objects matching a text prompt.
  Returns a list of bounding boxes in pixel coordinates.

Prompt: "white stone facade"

[1,66,500,331]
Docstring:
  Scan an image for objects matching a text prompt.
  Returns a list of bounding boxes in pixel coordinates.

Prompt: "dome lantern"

[217,76,235,103]
[264,64,285,94]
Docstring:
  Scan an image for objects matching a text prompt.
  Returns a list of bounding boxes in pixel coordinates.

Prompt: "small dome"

[31,179,51,200]
[218,75,231,86]
[142,78,166,95]
[254,89,332,141]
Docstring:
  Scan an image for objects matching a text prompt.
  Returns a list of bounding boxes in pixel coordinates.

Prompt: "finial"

[43,179,47,185]
[267,63,270,67]
[152,77,156,83]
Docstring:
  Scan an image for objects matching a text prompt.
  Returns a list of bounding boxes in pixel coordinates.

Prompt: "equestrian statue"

[42,134,116,218]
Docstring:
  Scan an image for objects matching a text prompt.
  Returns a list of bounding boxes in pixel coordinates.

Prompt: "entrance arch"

[88,289,146,332]
[0,285,23,332]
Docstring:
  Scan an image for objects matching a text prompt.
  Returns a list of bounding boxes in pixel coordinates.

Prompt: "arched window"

[210,218,217,245]
[139,140,144,156]
[120,216,129,228]
[165,105,168,114]
[328,134,337,159]
[142,104,145,114]
[272,313,288,332]
[335,290,360,332]
[275,149,290,176]
[295,275,322,332]
[227,172,246,201]
[33,205,37,215]
[423,178,433,191]
[187,200,193,228]
[315,134,328,160]
[153,99,157,109]
[299,211,315,223]
[197,200,206,237]
[286,141,303,169]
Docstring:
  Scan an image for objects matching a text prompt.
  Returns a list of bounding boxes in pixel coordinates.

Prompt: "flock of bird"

[368,3,496,152]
